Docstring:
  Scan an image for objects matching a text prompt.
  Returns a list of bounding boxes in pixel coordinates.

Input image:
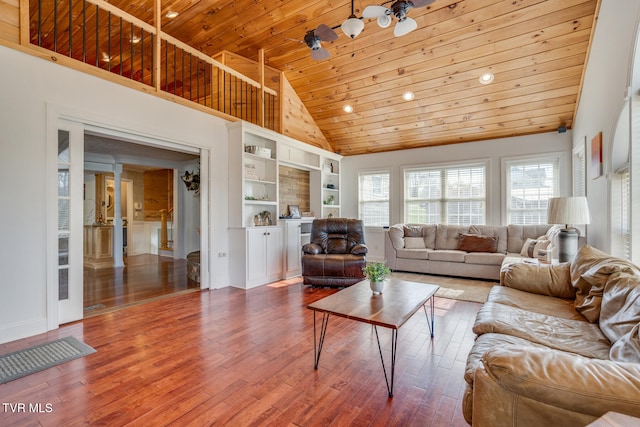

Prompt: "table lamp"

[547,197,591,262]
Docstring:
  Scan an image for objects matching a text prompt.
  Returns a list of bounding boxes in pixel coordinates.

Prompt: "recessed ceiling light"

[479,72,494,85]
[402,91,415,101]
[343,105,354,113]
[165,11,179,19]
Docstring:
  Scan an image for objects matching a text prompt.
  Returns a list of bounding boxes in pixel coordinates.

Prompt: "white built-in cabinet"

[281,218,313,279]
[226,121,341,288]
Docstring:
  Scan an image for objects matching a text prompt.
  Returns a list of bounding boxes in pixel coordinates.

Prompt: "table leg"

[313,311,330,369]
[423,296,435,338]
[374,326,398,398]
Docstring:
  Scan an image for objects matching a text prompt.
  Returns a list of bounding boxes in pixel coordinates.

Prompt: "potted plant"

[362,261,391,295]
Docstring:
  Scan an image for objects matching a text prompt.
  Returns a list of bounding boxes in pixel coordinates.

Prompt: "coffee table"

[307,278,439,397]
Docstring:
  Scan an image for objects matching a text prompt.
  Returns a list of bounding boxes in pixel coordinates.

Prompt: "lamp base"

[557,228,579,263]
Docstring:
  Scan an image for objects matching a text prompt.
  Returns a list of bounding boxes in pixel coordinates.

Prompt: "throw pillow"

[610,324,640,363]
[457,234,498,253]
[404,237,426,249]
[519,238,550,258]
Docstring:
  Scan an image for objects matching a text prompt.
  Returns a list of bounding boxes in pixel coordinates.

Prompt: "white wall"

[341,132,572,260]
[572,0,640,253]
[0,46,231,343]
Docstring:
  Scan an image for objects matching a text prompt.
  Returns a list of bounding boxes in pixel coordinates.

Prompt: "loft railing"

[28,0,279,131]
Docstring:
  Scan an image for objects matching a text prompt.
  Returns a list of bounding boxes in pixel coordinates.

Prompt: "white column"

[113,164,124,267]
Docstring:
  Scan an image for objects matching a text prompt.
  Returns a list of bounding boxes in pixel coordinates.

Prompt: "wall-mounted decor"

[591,132,603,179]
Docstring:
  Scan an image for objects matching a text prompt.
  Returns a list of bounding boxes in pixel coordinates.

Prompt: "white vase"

[369,280,384,295]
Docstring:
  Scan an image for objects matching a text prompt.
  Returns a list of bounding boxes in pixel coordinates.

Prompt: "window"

[505,157,559,225]
[358,171,390,227]
[404,163,486,225]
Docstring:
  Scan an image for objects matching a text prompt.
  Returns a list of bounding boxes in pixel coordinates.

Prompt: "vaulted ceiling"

[108,0,599,156]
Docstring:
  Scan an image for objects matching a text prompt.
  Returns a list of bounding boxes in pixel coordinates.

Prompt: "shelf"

[245,178,277,185]
[323,188,339,192]
[245,200,277,205]
[245,152,276,162]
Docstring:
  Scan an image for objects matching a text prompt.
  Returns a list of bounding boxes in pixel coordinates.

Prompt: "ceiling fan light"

[394,17,417,37]
[377,15,392,28]
[341,17,364,39]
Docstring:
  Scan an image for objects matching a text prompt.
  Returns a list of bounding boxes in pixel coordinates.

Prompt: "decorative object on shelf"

[547,196,591,262]
[323,195,335,205]
[327,182,336,189]
[330,162,334,173]
[245,145,272,158]
[288,205,301,219]
[253,210,273,226]
[244,164,258,180]
[181,169,200,194]
[323,163,332,173]
[327,213,334,218]
[244,195,257,200]
[362,261,391,295]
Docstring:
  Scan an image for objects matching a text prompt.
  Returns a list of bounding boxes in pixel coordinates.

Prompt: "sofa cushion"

[600,273,640,343]
[469,225,508,254]
[396,248,431,260]
[457,233,498,253]
[404,236,426,249]
[428,249,466,263]
[501,261,576,299]
[570,245,640,323]
[435,224,470,250]
[464,252,504,266]
[403,224,424,237]
[473,302,611,359]
[487,286,583,320]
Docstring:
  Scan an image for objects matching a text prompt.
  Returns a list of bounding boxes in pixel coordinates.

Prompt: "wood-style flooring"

[83,254,200,317]
[1,279,481,426]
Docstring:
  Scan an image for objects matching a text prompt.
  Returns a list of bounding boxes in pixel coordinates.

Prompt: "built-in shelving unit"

[227,120,342,287]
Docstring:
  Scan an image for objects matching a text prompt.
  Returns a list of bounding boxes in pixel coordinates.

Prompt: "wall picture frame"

[288,205,301,219]
[591,132,603,179]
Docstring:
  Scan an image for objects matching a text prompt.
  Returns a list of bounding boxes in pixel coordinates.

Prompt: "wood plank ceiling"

[107,0,599,156]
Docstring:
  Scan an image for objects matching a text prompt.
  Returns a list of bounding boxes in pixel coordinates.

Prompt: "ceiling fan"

[363,0,435,37]
[303,24,339,60]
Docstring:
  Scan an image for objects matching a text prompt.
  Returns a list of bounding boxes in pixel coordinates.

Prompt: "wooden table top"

[307,279,440,329]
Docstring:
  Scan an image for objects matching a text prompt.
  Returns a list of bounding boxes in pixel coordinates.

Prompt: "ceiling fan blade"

[315,24,338,42]
[362,5,389,18]
[410,0,435,7]
[310,47,331,61]
[394,17,417,36]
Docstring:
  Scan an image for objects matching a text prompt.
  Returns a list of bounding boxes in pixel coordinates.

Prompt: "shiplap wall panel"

[0,0,19,44]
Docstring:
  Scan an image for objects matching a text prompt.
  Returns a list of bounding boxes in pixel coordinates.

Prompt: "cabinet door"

[265,227,283,279]
[286,221,302,273]
[247,228,267,284]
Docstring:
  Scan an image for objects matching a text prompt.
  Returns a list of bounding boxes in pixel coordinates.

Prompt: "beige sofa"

[463,245,640,426]
[384,223,555,280]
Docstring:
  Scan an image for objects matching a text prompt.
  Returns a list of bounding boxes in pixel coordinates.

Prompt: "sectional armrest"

[501,262,575,299]
[477,346,640,418]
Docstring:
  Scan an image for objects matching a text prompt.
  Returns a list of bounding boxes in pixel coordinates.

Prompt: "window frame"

[358,169,391,227]
[502,152,564,225]
[402,160,488,225]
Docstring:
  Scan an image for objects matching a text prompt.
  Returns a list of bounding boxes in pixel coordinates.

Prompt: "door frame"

[46,103,211,328]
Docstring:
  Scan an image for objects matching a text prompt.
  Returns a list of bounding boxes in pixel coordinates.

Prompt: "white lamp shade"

[342,17,364,39]
[547,197,591,226]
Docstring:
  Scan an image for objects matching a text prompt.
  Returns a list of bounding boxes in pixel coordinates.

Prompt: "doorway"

[82,135,202,316]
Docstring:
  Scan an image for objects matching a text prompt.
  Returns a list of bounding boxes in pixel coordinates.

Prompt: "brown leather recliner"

[301,218,368,287]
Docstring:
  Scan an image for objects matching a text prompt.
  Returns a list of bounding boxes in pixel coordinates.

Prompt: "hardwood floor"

[1,280,481,426]
[83,254,200,317]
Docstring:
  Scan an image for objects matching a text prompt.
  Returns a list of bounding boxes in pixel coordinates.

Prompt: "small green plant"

[323,195,335,205]
[362,261,391,283]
